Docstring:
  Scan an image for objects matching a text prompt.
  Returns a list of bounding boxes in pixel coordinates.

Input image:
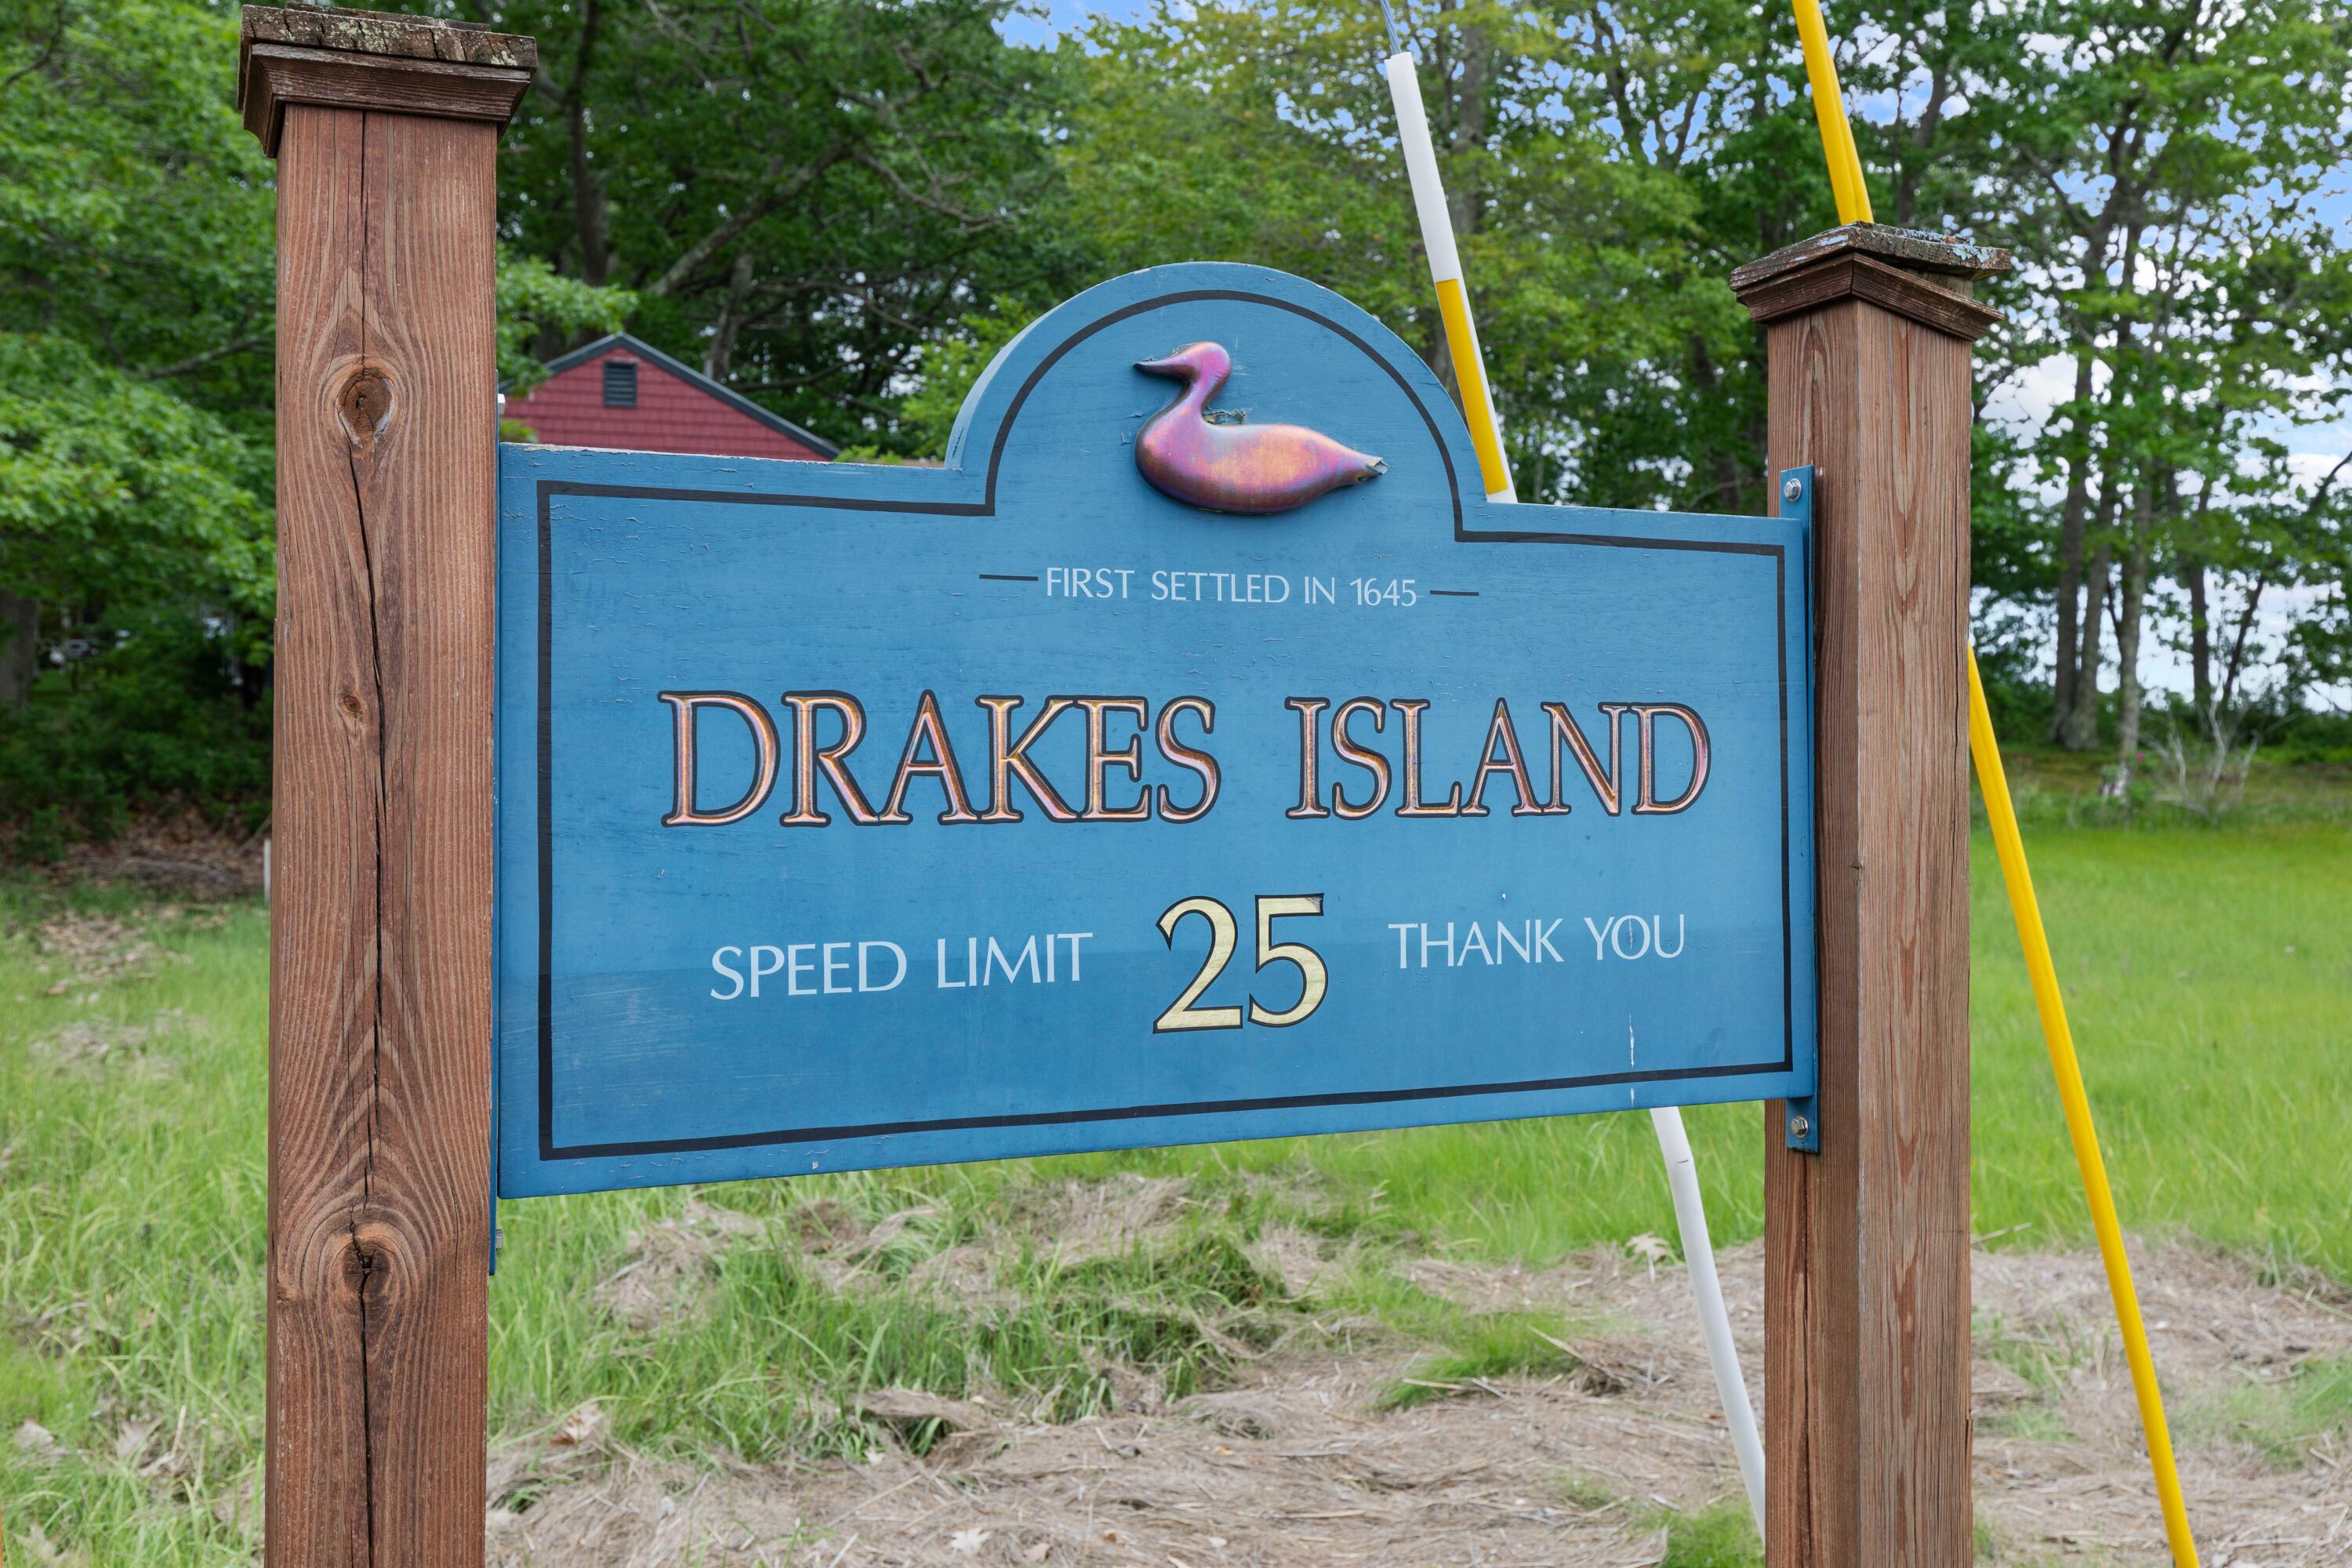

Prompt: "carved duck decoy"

[1134,342,1385,514]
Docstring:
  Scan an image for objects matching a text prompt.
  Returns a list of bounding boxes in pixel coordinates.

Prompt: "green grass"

[489,1175,1298,1461]
[1374,1306,1588,1409]
[1969,1306,2089,1444]
[1965,822,2352,1277]
[2177,1354,2352,1468]
[1972,1308,2090,1398]
[4,818,2350,1558]
[1649,1497,1763,1568]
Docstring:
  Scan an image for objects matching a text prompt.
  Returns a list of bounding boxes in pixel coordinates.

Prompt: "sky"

[1000,0,1149,45]
[1000,1,2350,710]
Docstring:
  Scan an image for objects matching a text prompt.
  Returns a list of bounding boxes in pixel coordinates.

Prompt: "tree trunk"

[1422,319,1454,397]
[0,587,38,709]
[2065,532,2112,752]
[2048,349,2096,740]
[2220,570,2268,713]
[2184,555,2212,724]
[704,249,756,383]
[565,0,611,288]
[1446,26,1488,227]
[2114,479,2153,789]
[1686,334,1746,512]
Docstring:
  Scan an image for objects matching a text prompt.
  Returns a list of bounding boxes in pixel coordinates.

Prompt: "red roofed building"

[502,332,840,462]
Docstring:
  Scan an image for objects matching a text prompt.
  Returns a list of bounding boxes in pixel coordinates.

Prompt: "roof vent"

[603,358,638,408]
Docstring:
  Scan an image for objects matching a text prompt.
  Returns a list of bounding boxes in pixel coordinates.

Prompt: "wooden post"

[238,8,532,1561]
[1730,226,2009,1567]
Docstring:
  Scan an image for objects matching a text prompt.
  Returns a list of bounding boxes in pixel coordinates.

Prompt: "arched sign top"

[943,262,1476,533]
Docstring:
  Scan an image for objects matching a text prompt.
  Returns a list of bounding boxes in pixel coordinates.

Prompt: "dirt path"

[483,1233,2352,1566]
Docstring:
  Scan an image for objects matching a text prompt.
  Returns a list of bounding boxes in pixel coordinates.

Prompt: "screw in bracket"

[1782,476,1803,500]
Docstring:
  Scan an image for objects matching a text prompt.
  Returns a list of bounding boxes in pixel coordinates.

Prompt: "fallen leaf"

[550,1399,604,1448]
[950,1526,991,1554]
[1625,1233,1674,1264]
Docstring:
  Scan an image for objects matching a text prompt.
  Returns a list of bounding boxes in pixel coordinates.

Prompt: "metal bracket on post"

[1778,465,1821,1156]
[1784,1094,1820,1152]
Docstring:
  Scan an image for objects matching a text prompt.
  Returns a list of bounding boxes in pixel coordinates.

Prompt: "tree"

[0,0,626,840]
[471,0,1087,452]
[1981,0,2352,752]
[1054,0,1814,512]
[0,0,276,708]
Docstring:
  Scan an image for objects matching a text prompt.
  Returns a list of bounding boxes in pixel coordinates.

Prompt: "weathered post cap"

[1729,223,2013,341]
[238,4,535,157]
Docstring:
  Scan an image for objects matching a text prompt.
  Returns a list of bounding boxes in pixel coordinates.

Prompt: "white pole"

[1378,15,1766,1534]
[1381,49,1515,503]
[1651,1106,1767,1532]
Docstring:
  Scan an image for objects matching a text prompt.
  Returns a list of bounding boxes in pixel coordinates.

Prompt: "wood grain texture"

[1737,255,1999,343]
[267,97,499,1567]
[1752,278,1976,1566]
[241,42,529,156]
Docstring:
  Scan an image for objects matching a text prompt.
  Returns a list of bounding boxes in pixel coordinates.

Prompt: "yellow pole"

[1788,5,2198,1560]
[1968,654,2199,1566]
[1790,0,1871,223]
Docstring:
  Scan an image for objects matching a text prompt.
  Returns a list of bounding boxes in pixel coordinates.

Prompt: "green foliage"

[0,2,629,840]
[2265,707,2352,766]
[905,298,1042,458]
[0,615,271,851]
[1054,0,1774,509]
[495,249,637,392]
[488,0,1087,453]
[0,0,278,742]
[0,333,274,642]
[0,0,278,414]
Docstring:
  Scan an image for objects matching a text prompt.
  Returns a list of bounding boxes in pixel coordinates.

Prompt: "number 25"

[1153,895,1329,1033]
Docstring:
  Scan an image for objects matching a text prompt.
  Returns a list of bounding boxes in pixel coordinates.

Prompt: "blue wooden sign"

[495,263,1817,1198]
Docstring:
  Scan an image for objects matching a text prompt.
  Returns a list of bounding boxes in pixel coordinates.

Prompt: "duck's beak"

[1134,354,1185,377]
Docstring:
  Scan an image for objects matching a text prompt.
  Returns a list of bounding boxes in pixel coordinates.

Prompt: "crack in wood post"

[248,9,519,1557]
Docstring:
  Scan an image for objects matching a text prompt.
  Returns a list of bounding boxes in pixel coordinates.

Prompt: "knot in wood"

[339,1221,412,1298]
[336,365,395,448]
[339,1234,383,1294]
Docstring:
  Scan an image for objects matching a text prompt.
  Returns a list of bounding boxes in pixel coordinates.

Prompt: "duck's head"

[1134,341,1232,386]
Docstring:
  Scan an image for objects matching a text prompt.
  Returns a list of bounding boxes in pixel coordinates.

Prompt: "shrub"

[0,611,268,855]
